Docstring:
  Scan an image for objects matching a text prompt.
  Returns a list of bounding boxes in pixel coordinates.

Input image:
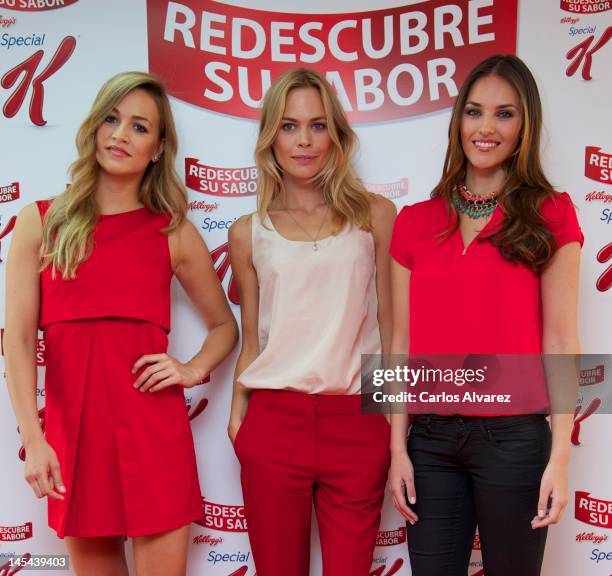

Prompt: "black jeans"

[406,414,552,576]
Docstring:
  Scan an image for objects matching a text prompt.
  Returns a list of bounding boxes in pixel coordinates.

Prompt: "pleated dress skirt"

[44,317,203,538]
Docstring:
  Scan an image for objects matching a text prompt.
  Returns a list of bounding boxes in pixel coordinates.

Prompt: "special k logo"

[0,552,32,575]
[187,396,208,420]
[1,35,76,125]
[211,241,239,305]
[585,147,612,185]
[186,159,257,197]
[0,523,32,541]
[561,0,611,13]
[566,26,611,79]
[370,560,404,576]
[575,492,612,528]
[596,242,612,292]
[0,0,78,11]
[572,398,600,445]
[195,499,247,532]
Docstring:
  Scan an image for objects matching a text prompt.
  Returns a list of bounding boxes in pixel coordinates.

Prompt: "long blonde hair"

[255,67,372,232]
[41,71,187,279]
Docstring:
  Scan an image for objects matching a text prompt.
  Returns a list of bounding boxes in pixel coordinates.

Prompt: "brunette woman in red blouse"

[389,55,582,576]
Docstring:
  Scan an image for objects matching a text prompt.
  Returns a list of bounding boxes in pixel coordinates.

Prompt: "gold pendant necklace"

[284,204,330,251]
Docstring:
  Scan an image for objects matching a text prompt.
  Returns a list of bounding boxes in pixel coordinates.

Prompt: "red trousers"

[234,390,390,576]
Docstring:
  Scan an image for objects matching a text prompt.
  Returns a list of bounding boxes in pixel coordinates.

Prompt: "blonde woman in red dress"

[5,72,237,576]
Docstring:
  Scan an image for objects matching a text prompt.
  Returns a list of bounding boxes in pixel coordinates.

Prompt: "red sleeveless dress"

[37,200,203,538]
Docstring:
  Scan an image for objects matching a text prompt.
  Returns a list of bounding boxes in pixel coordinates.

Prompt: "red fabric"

[390,192,583,355]
[235,390,390,576]
[37,201,202,538]
[37,200,173,332]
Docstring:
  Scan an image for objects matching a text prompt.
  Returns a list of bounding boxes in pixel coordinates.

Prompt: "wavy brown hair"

[41,71,187,279]
[432,55,557,271]
[255,67,372,232]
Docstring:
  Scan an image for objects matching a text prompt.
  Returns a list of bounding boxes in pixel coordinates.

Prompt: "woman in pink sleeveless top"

[5,72,237,576]
[228,68,396,576]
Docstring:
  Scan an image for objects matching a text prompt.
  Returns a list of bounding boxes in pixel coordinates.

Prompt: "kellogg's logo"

[189,200,219,212]
[561,0,611,13]
[186,159,257,197]
[376,527,406,546]
[0,523,32,542]
[148,0,517,123]
[576,531,609,544]
[576,492,612,528]
[195,499,247,532]
[364,178,409,200]
[193,534,223,546]
[0,0,78,11]
[580,364,605,386]
[0,182,19,203]
[585,147,612,185]
[585,191,612,203]
[0,14,17,27]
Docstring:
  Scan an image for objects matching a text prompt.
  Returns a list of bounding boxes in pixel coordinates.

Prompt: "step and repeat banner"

[0,0,610,574]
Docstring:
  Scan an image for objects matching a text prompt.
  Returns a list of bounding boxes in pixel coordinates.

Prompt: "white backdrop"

[0,1,610,574]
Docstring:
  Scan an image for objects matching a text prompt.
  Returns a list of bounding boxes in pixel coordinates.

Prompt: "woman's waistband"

[249,389,365,415]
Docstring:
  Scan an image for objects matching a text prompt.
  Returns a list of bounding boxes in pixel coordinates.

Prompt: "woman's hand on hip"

[390,449,419,524]
[24,437,66,501]
[132,353,202,392]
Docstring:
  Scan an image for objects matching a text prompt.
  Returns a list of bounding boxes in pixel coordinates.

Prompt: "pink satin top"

[237,212,381,395]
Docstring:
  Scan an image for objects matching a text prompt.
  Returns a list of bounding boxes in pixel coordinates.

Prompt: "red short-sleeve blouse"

[390,192,584,355]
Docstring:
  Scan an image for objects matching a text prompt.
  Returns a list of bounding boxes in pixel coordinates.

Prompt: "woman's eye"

[134,123,148,133]
[281,123,295,131]
[104,114,118,124]
[464,108,480,117]
[497,110,514,119]
[312,123,327,130]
